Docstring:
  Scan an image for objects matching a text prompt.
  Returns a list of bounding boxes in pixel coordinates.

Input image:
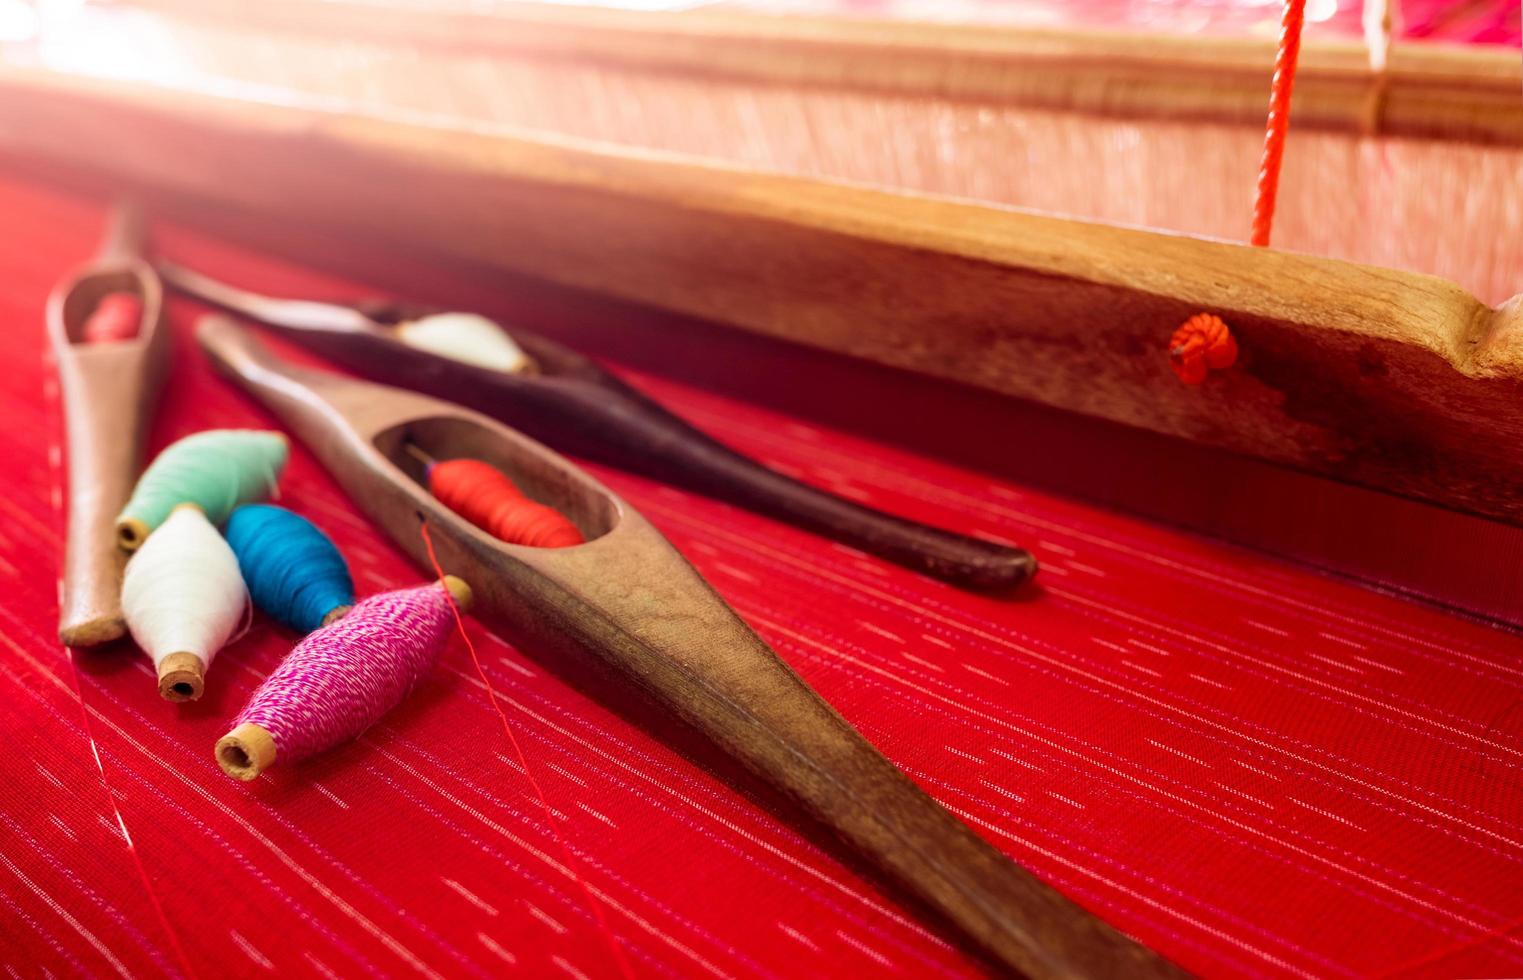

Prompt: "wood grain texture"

[195,313,1187,979]
[2,67,1520,525]
[158,262,1035,589]
[49,2,1519,303]
[118,0,1523,144]
[47,202,170,646]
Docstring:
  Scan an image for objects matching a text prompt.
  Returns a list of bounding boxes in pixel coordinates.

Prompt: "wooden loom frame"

[114,0,1523,144]
[8,8,1521,970]
[0,4,1520,528]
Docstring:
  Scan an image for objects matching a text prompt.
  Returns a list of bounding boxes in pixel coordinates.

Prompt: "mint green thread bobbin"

[116,430,289,550]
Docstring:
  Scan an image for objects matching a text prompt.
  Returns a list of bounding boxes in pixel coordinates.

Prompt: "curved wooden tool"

[161,262,1035,590]
[197,313,1182,980]
[49,202,170,647]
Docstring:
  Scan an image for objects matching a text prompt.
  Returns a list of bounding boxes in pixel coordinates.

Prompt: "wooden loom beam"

[0,65,1519,526]
[115,0,1523,144]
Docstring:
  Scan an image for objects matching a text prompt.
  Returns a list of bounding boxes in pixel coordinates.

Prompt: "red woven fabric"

[4,177,1523,978]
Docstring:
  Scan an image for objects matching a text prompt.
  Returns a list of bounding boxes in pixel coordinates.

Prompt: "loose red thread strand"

[62,655,199,980]
[1372,910,1523,978]
[1251,0,1308,247]
[419,519,634,980]
[43,343,196,980]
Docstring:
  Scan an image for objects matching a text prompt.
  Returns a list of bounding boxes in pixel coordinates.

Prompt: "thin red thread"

[419,520,634,980]
[1372,912,1523,978]
[62,656,199,980]
[43,339,196,980]
[1251,0,1307,247]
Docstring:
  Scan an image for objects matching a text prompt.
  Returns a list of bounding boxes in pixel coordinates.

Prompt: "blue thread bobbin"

[225,505,354,634]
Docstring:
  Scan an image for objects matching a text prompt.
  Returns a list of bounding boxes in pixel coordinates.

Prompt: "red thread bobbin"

[82,292,143,344]
[428,458,584,548]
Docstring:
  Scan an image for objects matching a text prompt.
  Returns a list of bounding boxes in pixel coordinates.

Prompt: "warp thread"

[1169,313,1238,385]
[216,577,470,779]
[429,458,584,548]
[121,504,249,701]
[82,292,143,343]
[225,504,354,634]
[395,312,535,374]
[116,429,288,550]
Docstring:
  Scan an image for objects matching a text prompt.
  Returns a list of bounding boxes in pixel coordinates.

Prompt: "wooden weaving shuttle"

[196,313,1184,980]
[49,202,170,646]
[160,260,1036,590]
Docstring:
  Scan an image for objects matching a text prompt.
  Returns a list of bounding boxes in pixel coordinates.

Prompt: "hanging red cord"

[1170,0,1307,384]
[1251,0,1309,247]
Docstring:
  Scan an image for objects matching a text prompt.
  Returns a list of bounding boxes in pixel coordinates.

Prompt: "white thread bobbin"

[121,503,249,701]
[395,313,535,374]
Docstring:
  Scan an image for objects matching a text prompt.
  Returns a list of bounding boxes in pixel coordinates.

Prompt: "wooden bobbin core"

[441,575,473,613]
[320,604,352,627]
[119,501,208,551]
[116,517,149,551]
[215,722,277,781]
[157,651,205,701]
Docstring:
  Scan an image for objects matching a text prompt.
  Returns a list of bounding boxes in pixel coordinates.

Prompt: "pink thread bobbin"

[215,576,473,780]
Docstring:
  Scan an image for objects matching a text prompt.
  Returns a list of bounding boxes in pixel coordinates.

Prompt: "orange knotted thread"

[82,292,143,343]
[428,458,584,548]
[1169,313,1238,385]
